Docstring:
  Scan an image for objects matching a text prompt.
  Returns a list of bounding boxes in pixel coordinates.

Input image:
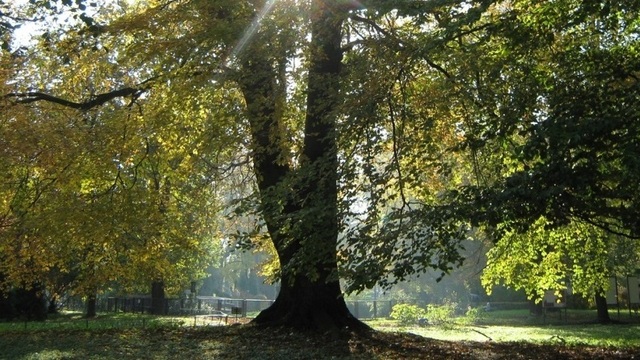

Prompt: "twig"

[471,328,492,341]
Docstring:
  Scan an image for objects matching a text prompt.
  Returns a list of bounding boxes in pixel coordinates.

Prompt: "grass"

[0,310,639,359]
[0,311,237,332]
[367,308,640,348]
[368,318,640,348]
[0,312,185,331]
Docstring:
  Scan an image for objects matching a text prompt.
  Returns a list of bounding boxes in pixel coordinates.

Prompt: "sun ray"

[227,0,279,66]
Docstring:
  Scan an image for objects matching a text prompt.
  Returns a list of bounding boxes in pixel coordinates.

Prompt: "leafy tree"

[3,0,484,329]
[482,218,640,322]
[1,1,223,316]
[428,0,640,322]
[444,0,640,236]
[4,0,639,330]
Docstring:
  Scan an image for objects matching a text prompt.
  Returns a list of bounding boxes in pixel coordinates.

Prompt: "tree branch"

[349,14,452,78]
[3,76,159,111]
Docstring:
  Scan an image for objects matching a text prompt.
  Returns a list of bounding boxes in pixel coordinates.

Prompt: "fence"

[65,296,401,319]
[346,300,396,319]
[59,296,640,327]
[65,296,275,317]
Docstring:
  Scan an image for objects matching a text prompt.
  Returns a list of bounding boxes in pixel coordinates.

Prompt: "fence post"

[242,299,247,317]
[373,300,378,319]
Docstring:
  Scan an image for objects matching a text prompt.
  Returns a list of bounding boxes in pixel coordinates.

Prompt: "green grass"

[394,323,640,348]
[0,310,639,359]
[365,308,640,348]
[0,319,638,360]
[0,312,194,331]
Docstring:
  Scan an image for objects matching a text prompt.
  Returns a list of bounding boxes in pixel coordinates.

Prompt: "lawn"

[1,311,639,359]
[369,318,640,348]
[368,308,640,348]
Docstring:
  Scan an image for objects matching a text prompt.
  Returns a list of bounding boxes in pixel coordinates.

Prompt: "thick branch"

[5,87,145,111]
[4,76,159,110]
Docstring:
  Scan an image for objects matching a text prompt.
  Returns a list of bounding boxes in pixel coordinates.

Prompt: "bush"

[390,304,426,325]
[460,306,486,326]
[425,302,457,329]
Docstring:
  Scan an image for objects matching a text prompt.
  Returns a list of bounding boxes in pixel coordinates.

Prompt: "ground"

[2,324,639,359]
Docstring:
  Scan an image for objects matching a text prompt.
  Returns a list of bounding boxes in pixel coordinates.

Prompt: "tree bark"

[238,1,366,331]
[150,281,166,315]
[595,292,611,324]
[85,293,97,318]
[48,295,58,314]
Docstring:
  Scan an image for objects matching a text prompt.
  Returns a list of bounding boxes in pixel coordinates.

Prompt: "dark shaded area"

[0,283,47,321]
[1,325,639,359]
[595,292,611,324]
[85,294,97,318]
[150,281,167,315]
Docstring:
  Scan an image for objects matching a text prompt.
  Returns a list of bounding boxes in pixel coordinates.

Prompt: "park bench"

[195,310,229,325]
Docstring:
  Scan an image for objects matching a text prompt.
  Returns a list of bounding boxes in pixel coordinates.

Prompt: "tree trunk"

[150,281,166,315]
[238,1,366,331]
[48,295,58,314]
[86,294,97,318]
[529,299,543,316]
[595,292,611,324]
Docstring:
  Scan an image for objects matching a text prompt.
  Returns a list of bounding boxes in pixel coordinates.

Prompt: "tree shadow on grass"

[2,324,640,359]
[0,325,358,360]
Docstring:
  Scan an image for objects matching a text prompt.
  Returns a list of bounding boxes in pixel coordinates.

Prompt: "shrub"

[425,302,457,329]
[390,304,426,325]
[460,306,486,326]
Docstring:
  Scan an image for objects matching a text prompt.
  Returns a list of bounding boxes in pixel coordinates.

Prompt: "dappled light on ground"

[1,325,639,359]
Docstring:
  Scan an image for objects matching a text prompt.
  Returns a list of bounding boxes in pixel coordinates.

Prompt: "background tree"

[425,0,640,321]
[1,0,223,317]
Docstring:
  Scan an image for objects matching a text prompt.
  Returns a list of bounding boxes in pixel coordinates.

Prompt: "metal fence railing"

[64,296,275,317]
[346,300,397,319]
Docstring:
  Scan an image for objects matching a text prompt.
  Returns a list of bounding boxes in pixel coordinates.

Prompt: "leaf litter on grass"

[1,325,640,359]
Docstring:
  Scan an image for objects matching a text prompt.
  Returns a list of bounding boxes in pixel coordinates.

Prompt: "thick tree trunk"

[150,281,166,315]
[85,294,97,318]
[253,274,364,331]
[238,1,366,331]
[595,292,611,324]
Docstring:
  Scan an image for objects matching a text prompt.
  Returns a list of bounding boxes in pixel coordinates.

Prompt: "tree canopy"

[2,0,639,328]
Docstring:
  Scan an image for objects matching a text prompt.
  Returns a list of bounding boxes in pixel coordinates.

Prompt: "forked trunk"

[239,1,366,331]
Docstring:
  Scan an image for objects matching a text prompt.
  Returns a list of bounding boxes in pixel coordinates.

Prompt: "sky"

[9,0,106,49]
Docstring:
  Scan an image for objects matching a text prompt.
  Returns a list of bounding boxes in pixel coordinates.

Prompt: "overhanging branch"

[3,76,158,111]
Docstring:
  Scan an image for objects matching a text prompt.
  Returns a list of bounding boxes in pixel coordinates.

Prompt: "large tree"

[2,0,477,329]
[5,0,639,330]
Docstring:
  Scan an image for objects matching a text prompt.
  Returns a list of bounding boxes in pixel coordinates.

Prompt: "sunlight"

[227,0,279,66]
[226,0,366,66]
